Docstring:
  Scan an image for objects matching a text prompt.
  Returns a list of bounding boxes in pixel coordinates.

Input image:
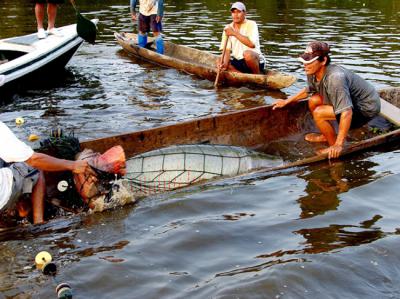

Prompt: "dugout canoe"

[82,87,400,165]
[114,32,297,90]
[1,88,399,228]
[0,19,98,101]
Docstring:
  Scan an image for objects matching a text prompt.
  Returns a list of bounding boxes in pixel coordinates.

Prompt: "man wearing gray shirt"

[273,41,380,159]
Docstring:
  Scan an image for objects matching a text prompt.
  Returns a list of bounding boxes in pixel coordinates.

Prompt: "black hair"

[318,55,331,65]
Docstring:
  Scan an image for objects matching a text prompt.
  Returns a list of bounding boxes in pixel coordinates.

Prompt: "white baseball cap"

[230,2,246,12]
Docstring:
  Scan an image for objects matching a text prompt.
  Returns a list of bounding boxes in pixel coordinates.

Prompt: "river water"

[1,0,400,298]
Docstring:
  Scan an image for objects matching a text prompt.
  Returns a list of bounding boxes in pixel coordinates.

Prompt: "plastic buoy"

[57,180,69,192]
[56,283,73,299]
[35,251,57,275]
[15,117,25,125]
[28,134,40,142]
[35,251,52,269]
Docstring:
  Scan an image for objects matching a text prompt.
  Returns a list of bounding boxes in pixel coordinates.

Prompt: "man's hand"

[72,160,96,177]
[131,12,137,22]
[317,144,344,159]
[272,99,289,110]
[224,26,237,37]
[156,15,162,23]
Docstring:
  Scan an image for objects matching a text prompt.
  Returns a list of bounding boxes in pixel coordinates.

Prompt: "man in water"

[217,2,265,74]
[272,41,380,159]
[0,121,94,224]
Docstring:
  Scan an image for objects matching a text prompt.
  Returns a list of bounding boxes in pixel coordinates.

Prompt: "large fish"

[74,144,282,212]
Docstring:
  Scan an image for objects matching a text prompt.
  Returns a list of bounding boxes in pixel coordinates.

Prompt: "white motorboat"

[0,19,98,97]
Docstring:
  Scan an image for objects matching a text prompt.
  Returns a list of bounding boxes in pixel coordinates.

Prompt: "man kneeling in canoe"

[272,41,380,159]
[217,2,265,74]
[0,122,94,224]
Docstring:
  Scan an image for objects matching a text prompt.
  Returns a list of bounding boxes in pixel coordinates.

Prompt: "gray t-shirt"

[306,64,380,118]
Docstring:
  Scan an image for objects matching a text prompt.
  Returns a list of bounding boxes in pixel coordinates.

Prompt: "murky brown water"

[1,0,400,298]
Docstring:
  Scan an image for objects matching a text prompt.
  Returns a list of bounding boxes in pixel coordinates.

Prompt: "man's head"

[230,1,246,12]
[230,2,246,23]
[298,41,331,65]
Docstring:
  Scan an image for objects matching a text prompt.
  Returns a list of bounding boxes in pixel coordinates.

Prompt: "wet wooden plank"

[380,97,400,126]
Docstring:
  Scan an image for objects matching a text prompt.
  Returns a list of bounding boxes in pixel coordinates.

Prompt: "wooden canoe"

[114,32,297,90]
[82,87,400,165]
[2,88,399,228]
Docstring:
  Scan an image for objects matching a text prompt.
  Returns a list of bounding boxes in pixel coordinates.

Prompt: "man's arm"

[272,87,309,110]
[224,26,255,48]
[157,0,164,17]
[26,152,92,174]
[327,108,352,159]
[130,0,138,20]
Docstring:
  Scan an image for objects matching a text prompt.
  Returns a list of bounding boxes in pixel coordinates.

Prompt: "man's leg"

[243,50,261,74]
[47,3,57,30]
[305,94,336,144]
[31,171,45,224]
[153,31,164,54]
[35,3,45,30]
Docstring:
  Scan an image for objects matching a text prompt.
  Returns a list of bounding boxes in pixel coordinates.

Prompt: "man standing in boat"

[130,0,164,54]
[32,0,64,39]
[0,121,94,224]
[217,2,265,74]
[272,41,380,159]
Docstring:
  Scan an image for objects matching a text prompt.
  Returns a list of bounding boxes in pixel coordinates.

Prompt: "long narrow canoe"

[114,32,297,90]
[82,87,400,166]
[2,88,399,228]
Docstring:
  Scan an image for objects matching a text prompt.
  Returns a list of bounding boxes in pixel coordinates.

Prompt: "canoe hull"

[114,32,296,90]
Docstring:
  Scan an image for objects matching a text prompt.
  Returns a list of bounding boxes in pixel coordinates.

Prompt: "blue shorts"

[230,58,265,74]
[335,108,373,129]
[138,14,162,34]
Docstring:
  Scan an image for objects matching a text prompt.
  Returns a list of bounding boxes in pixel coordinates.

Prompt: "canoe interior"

[122,32,218,68]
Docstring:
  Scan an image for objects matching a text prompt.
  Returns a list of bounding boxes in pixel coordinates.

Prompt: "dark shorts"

[138,13,162,34]
[1,163,39,212]
[335,108,373,129]
[32,0,64,3]
[230,58,265,74]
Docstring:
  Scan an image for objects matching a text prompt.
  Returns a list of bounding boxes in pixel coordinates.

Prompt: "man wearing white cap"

[272,41,380,159]
[217,2,265,74]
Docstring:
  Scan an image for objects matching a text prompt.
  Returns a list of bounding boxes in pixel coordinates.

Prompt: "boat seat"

[379,98,400,126]
[0,42,34,53]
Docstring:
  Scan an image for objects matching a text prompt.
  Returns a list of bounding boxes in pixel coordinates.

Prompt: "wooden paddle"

[69,0,97,44]
[214,37,229,88]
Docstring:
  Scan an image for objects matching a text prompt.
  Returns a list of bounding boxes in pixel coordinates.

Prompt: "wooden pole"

[214,37,229,88]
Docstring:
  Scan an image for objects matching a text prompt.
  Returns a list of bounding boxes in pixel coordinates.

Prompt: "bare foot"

[305,133,327,143]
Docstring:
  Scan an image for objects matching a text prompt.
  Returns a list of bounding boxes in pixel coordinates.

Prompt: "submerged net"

[122,144,282,197]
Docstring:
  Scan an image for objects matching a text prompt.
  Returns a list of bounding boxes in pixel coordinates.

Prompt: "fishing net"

[36,129,84,209]
[123,144,282,197]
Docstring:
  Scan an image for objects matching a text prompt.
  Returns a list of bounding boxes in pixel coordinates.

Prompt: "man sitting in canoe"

[217,2,265,74]
[272,41,380,159]
[0,121,94,224]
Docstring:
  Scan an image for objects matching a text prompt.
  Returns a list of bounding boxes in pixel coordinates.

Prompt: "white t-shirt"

[138,0,158,16]
[0,121,33,209]
[220,19,264,62]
